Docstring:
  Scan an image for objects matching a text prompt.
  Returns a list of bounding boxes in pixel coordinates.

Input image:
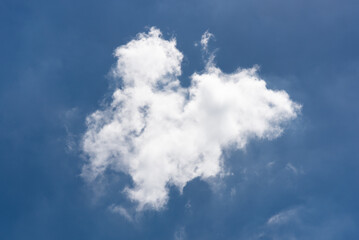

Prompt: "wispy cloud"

[109,204,134,222]
[286,163,298,175]
[267,208,299,225]
[81,27,301,210]
[174,227,186,240]
[200,30,214,52]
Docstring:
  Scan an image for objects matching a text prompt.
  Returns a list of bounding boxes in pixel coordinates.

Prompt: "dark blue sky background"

[1,0,359,239]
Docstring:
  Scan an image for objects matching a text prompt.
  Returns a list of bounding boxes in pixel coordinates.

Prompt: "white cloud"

[81,27,301,210]
[200,30,214,51]
[267,208,299,225]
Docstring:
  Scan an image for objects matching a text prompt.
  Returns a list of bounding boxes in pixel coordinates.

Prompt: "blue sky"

[1,0,359,239]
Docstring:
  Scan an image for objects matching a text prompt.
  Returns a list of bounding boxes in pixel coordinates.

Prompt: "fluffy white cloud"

[82,27,301,210]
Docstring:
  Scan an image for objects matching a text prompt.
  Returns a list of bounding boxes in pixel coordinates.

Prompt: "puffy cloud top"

[82,27,301,210]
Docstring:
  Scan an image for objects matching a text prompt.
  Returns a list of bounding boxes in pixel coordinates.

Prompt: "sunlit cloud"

[81,27,301,210]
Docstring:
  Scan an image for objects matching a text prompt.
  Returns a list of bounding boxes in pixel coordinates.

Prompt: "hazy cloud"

[109,204,134,222]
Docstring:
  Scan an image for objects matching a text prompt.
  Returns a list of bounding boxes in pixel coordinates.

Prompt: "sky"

[1,0,359,239]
